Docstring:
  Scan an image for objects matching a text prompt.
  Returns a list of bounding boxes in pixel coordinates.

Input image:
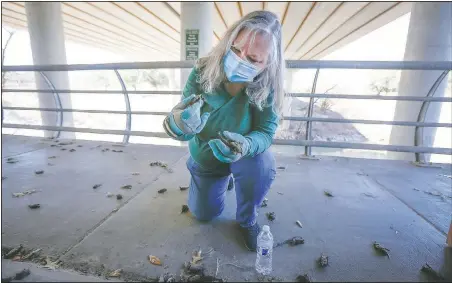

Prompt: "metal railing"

[2,60,452,162]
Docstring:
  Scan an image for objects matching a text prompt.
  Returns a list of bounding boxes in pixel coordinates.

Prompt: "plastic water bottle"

[255,225,273,275]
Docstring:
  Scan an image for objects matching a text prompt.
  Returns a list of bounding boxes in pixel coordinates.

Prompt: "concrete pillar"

[180,2,213,88]
[389,2,452,161]
[25,2,73,138]
[281,69,294,132]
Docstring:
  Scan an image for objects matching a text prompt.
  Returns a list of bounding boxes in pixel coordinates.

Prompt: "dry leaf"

[109,269,122,277]
[148,255,162,266]
[438,174,452,179]
[43,257,60,270]
[12,255,22,261]
[191,249,203,264]
[22,248,42,260]
[13,189,37,198]
[4,245,23,259]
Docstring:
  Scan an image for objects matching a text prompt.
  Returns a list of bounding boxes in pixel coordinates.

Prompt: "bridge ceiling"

[1,2,411,61]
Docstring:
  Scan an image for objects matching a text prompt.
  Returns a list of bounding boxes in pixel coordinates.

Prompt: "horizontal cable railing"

[2,60,451,162]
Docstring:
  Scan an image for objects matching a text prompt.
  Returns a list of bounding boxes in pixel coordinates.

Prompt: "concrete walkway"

[1,134,451,282]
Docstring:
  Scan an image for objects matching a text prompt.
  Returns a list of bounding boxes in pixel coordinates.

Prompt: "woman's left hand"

[208,131,250,163]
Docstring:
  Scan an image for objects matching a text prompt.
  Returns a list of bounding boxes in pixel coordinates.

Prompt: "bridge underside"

[1,2,411,61]
[1,134,451,281]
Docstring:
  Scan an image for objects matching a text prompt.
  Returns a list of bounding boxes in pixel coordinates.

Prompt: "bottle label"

[262,248,269,256]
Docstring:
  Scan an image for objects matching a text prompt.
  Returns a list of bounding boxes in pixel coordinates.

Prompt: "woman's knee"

[188,203,224,222]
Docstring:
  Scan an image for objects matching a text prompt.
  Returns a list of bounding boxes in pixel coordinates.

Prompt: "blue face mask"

[223,49,261,83]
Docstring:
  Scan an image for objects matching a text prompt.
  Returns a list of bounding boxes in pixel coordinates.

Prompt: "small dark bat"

[372,241,390,258]
[217,131,242,154]
[186,94,204,107]
[317,254,329,267]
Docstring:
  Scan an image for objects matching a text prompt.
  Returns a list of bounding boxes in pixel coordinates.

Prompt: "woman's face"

[231,29,271,70]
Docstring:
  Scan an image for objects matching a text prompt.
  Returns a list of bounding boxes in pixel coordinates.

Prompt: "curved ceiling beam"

[293,3,344,55]
[295,2,370,59]
[308,2,403,59]
[63,2,173,54]
[136,2,179,34]
[284,2,317,52]
[111,2,179,42]
[237,2,243,18]
[215,2,228,30]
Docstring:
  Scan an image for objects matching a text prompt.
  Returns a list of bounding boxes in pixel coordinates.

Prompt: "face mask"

[223,49,261,83]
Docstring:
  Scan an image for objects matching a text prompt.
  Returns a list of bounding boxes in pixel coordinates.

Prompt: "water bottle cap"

[262,225,270,232]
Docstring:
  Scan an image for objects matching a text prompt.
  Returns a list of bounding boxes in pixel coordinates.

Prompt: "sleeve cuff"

[163,115,184,139]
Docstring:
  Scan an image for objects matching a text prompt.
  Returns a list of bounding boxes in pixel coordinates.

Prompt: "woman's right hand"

[170,94,210,135]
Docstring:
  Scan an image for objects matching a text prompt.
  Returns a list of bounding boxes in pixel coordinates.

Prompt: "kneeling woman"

[163,10,284,251]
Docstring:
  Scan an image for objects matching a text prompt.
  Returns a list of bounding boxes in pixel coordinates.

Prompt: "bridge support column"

[25,2,73,138]
[389,2,451,162]
[281,69,294,132]
[180,2,213,88]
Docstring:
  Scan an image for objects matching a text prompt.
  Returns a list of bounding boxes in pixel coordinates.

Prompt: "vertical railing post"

[114,70,132,144]
[39,71,63,138]
[304,68,320,156]
[414,70,449,163]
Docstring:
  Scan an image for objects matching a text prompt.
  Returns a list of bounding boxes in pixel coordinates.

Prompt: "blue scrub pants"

[186,150,276,228]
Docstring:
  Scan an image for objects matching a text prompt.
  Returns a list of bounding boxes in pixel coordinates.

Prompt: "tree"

[95,74,111,90]
[2,29,16,89]
[142,70,169,89]
[299,84,337,113]
[369,76,398,95]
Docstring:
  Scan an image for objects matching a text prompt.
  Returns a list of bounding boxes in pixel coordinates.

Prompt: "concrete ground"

[1,134,451,282]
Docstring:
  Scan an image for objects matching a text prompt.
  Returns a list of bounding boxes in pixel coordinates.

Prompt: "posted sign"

[185,29,199,60]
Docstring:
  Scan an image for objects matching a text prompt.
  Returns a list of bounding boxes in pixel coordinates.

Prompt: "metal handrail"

[2,60,451,160]
[415,70,450,162]
[5,107,451,128]
[38,72,63,138]
[305,68,320,156]
[3,122,451,155]
[2,60,452,72]
[114,70,131,143]
[3,89,451,102]
[1,89,182,95]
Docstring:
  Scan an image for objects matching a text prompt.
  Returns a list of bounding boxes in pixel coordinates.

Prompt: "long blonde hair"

[196,10,285,115]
